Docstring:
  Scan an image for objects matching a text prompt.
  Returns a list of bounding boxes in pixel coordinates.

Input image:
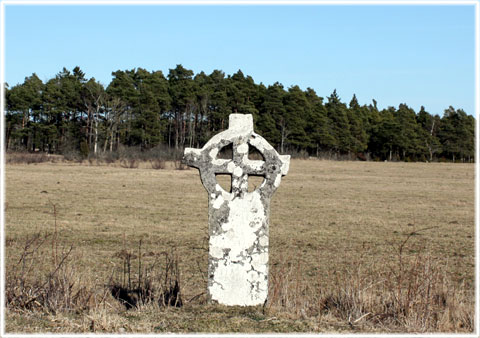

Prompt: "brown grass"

[4,159,475,333]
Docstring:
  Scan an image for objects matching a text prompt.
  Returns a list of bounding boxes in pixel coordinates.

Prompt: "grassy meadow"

[4,158,475,333]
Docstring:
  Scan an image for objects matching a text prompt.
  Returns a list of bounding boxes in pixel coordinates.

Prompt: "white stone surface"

[233,166,243,177]
[237,143,248,154]
[208,191,267,306]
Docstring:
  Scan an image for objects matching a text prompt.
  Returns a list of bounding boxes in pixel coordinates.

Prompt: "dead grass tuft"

[266,230,474,333]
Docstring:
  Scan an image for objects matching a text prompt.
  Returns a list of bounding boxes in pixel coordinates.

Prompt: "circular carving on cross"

[184,114,290,198]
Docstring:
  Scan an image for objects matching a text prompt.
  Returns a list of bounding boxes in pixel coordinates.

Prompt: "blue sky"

[4,3,476,116]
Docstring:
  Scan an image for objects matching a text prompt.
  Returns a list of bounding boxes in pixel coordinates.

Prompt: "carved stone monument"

[184,114,290,306]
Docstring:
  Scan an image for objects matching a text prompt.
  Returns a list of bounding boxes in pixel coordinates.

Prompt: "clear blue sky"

[4,3,476,116]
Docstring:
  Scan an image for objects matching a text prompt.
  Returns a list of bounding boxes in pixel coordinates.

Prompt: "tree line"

[4,65,475,162]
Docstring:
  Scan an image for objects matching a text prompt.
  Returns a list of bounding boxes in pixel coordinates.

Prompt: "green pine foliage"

[4,66,475,162]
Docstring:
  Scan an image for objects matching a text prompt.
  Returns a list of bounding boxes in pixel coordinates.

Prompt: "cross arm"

[279,155,290,175]
[183,148,203,168]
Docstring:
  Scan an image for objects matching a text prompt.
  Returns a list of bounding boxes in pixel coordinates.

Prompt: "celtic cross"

[184,114,290,306]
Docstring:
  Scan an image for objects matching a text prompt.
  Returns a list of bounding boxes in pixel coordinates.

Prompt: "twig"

[259,317,278,322]
[48,200,58,267]
[186,292,205,303]
[353,312,371,324]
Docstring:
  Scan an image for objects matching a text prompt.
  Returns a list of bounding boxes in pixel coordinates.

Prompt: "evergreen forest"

[4,65,475,162]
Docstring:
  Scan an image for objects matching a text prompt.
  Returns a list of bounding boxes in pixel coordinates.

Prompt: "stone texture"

[184,114,290,306]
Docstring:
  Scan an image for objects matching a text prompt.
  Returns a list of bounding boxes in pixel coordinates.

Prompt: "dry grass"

[4,159,475,333]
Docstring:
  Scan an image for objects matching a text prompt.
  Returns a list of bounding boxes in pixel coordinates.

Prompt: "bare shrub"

[87,156,98,166]
[288,149,309,159]
[99,151,119,164]
[117,145,142,161]
[150,159,166,170]
[174,160,189,170]
[63,149,83,163]
[145,145,179,161]
[6,234,96,314]
[120,159,139,169]
[6,152,50,165]
[109,240,182,310]
[5,204,106,315]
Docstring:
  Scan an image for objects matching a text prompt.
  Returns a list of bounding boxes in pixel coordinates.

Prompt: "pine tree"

[325,89,351,155]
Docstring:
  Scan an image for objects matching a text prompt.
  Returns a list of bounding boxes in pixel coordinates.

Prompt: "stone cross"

[183,114,290,306]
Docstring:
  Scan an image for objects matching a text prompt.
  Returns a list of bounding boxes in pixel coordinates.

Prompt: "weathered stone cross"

[184,114,290,306]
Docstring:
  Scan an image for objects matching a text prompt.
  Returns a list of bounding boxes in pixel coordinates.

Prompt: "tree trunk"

[32,114,37,152]
[280,125,286,154]
[87,107,93,148]
[6,128,11,150]
[174,111,179,150]
[168,116,171,148]
[103,131,109,152]
[182,113,186,148]
[94,107,99,155]
[110,129,114,152]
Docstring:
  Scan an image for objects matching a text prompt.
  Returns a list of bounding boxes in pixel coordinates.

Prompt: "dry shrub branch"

[5,203,102,314]
[5,231,96,314]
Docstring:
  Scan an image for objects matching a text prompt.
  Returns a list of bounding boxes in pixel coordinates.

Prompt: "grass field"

[4,159,476,333]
